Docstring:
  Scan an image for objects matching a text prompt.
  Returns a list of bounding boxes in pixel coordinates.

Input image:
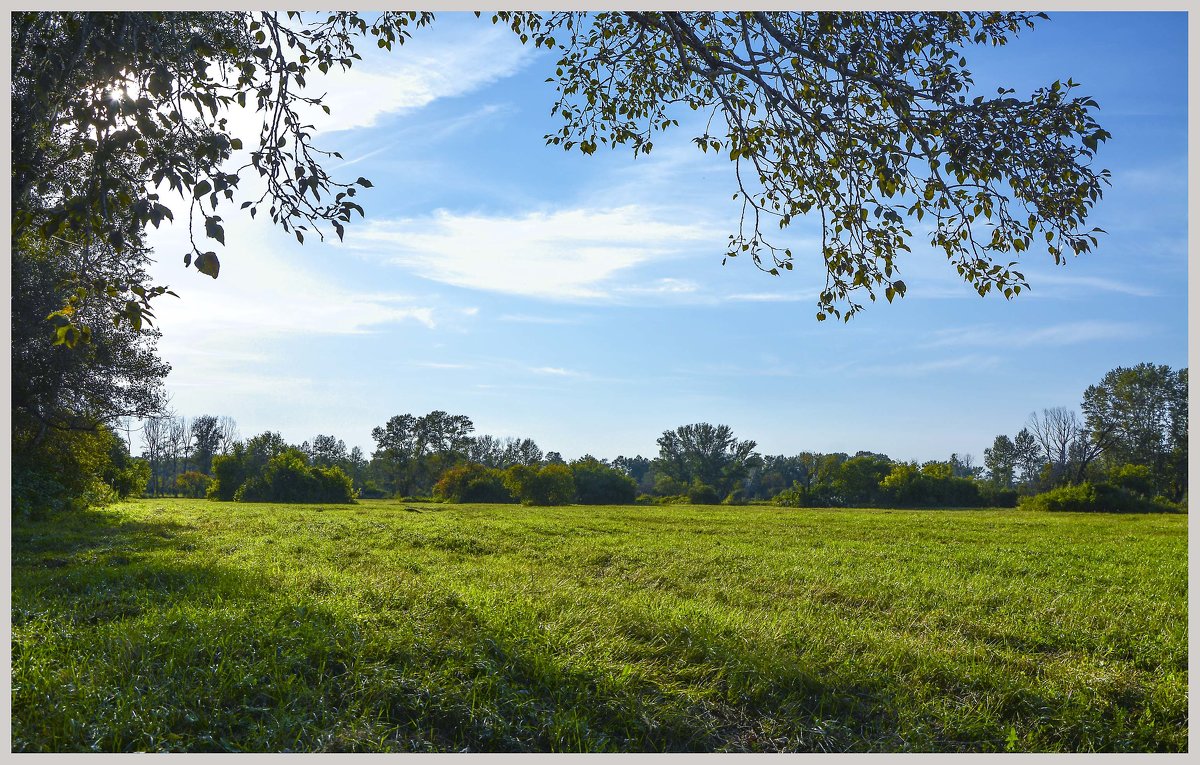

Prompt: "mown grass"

[11,498,1186,752]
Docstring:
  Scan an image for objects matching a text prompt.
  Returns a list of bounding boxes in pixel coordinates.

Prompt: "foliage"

[12,11,423,339]
[655,423,759,498]
[503,463,576,506]
[497,10,1110,320]
[1018,482,1180,514]
[210,440,354,503]
[570,457,637,504]
[433,463,516,504]
[1081,364,1187,501]
[12,499,1185,752]
[370,411,476,496]
[1107,463,1154,497]
[13,11,1111,347]
[11,424,131,517]
[175,470,212,499]
[686,482,721,506]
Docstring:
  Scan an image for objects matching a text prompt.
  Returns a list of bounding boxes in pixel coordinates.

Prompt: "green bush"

[223,449,355,503]
[503,463,576,506]
[687,482,720,505]
[12,423,126,517]
[570,457,637,504]
[434,463,515,503]
[1019,483,1180,514]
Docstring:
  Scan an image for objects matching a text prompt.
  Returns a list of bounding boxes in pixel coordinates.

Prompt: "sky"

[142,11,1189,464]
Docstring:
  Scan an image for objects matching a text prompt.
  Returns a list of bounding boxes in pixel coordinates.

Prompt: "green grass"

[11,498,1187,752]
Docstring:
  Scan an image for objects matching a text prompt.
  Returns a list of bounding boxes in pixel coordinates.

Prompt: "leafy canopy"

[13,10,1110,341]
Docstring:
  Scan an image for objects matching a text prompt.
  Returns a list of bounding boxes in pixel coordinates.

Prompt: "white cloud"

[530,366,582,377]
[343,206,720,300]
[307,25,534,134]
[853,354,1003,377]
[924,320,1148,349]
[1028,272,1158,298]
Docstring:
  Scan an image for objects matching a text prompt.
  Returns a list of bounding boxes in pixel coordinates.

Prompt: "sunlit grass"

[11,498,1186,752]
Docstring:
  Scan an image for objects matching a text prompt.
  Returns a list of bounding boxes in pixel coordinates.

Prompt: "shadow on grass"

[10,507,1182,753]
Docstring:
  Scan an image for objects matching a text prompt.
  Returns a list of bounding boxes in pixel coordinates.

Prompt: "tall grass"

[11,499,1186,752]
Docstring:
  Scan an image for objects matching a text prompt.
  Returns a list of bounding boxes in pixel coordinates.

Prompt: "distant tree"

[1082,363,1187,499]
[466,435,506,467]
[503,463,575,506]
[544,451,566,465]
[949,452,982,479]
[189,415,222,475]
[140,415,171,496]
[501,437,544,467]
[612,455,654,493]
[654,423,759,498]
[175,470,212,498]
[570,457,637,504]
[308,434,349,468]
[216,416,240,455]
[983,435,1017,488]
[434,463,515,504]
[1012,427,1042,490]
[832,454,893,506]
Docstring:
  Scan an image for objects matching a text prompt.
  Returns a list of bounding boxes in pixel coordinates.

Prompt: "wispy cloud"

[307,26,534,134]
[498,313,582,325]
[853,354,1003,378]
[414,361,472,370]
[530,366,583,377]
[1029,272,1158,298]
[924,320,1148,349]
[343,206,720,301]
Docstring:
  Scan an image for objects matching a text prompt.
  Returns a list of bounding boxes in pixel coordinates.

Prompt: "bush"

[570,458,637,504]
[225,449,355,504]
[1019,482,1180,514]
[12,423,126,517]
[687,482,720,505]
[503,463,576,506]
[1109,463,1154,497]
[175,470,212,498]
[976,483,1018,508]
[434,463,515,503]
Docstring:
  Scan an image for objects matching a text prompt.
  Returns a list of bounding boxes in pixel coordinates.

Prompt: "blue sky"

[144,11,1189,464]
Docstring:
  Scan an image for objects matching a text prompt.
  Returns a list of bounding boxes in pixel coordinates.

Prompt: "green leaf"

[194,252,220,279]
[193,180,212,198]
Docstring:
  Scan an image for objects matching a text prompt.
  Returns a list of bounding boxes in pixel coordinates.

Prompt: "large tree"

[13,10,1109,339]
[654,422,759,498]
[1081,363,1188,500]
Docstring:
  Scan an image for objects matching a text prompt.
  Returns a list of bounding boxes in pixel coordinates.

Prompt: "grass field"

[10,498,1187,752]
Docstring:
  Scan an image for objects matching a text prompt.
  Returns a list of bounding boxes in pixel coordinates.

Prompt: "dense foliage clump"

[1018,483,1181,514]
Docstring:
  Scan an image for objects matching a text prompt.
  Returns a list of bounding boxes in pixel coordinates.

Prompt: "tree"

[983,434,1017,488]
[15,11,1109,341]
[1012,427,1041,490]
[189,414,222,475]
[466,435,506,467]
[503,10,1110,320]
[308,434,349,468]
[570,456,637,504]
[654,423,759,498]
[501,437,544,467]
[1082,363,1187,499]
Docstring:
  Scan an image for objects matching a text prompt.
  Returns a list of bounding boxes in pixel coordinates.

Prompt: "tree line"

[79,361,1179,513]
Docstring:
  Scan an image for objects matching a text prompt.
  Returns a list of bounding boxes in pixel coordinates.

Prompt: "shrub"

[687,482,720,505]
[175,471,212,499]
[434,463,515,503]
[570,457,637,504]
[1019,482,1180,514]
[224,449,355,504]
[1109,463,1154,497]
[504,463,576,506]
